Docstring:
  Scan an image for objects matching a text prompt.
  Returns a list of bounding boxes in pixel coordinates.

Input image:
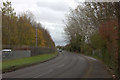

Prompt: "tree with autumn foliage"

[99,20,118,60]
[2,1,55,49]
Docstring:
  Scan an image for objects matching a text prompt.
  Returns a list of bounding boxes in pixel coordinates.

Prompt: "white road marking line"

[87,57,97,61]
[34,69,53,78]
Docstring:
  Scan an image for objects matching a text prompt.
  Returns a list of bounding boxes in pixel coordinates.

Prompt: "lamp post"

[36,24,37,48]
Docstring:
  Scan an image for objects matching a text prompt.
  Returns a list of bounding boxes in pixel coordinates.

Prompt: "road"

[3,51,112,78]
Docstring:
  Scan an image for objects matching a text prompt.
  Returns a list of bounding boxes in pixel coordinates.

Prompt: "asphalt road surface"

[3,51,112,78]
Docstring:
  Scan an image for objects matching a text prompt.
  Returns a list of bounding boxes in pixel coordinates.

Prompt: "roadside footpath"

[82,55,113,78]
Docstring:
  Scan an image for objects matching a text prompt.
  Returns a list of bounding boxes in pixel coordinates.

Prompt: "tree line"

[1,1,55,49]
[64,2,119,77]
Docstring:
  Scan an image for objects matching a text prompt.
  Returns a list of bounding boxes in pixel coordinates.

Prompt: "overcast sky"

[2,0,82,46]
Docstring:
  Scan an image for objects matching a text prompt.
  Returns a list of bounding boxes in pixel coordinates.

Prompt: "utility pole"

[36,24,37,48]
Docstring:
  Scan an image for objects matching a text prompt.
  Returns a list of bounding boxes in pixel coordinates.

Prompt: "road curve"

[3,51,112,78]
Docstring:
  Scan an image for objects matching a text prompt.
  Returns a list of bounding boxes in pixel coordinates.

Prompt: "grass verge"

[2,53,57,73]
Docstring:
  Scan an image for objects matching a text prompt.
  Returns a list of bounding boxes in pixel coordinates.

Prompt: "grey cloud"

[36,0,70,12]
[44,24,66,46]
[33,7,66,24]
[33,8,66,24]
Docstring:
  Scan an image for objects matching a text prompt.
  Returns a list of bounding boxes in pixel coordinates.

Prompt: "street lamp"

[36,24,37,48]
